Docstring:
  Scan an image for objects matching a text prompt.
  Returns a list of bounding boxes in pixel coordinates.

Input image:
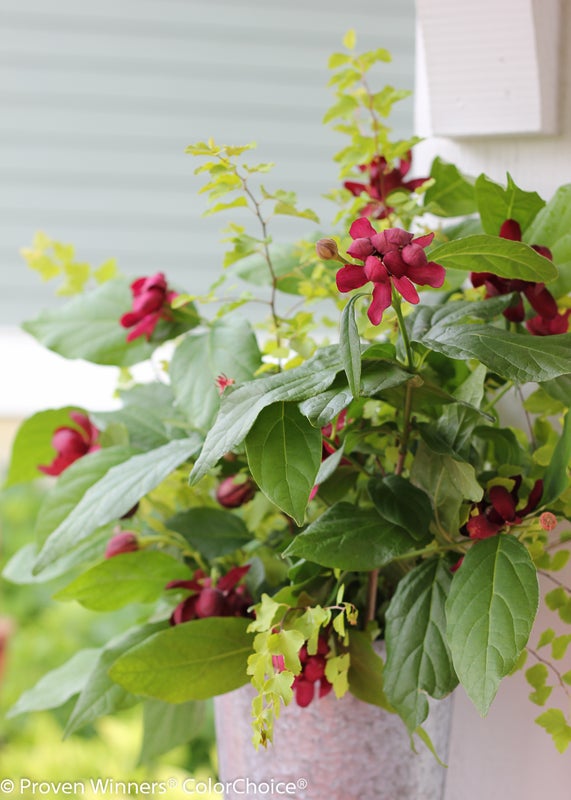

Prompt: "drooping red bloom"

[272,635,332,707]
[216,475,256,508]
[466,476,543,540]
[526,309,570,336]
[120,272,178,342]
[336,219,445,325]
[105,531,139,558]
[344,153,427,219]
[166,565,252,625]
[38,412,100,476]
[470,220,558,324]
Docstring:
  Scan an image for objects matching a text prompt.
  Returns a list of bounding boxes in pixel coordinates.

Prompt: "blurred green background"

[0,447,220,799]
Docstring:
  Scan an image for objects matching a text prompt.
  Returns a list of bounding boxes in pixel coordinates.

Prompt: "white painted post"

[415,3,571,799]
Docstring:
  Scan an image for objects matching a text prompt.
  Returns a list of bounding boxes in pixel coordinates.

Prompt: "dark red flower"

[470,220,558,323]
[336,219,445,325]
[526,309,570,336]
[291,637,332,707]
[166,565,252,625]
[216,475,256,508]
[120,272,178,342]
[466,476,543,540]
[344,153,427,220]
[105,531,139,558]
[38,412,100,476]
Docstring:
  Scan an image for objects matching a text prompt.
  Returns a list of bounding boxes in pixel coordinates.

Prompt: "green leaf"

[109,617,253,702]
[446,535,539,715]
[139,700,207,763]
[384,559,458,731]
[283,502,416,570]
[65,623,166,735]
[542,374,571,406]
[475,173,545,236]
[167,507,251,559]
[347,631,391,710]
[245,403,321,524]
[542,412,571,506]
[423,325,571,383]
[7,649,100,718]
[33,446,137,545]
[34,437,202,573]
[368,475,433,543]
[524,184,571,250]
[298,361,411,427]
[340,294,363,399]
[92,406,173,451]
[190,347,342,484]
[429,235,557,282]
[410,443,483,537]
[170,317,261,433]
[535,709,571,753]
[22,279,155,366]
[5,407,85,486]
[54,551,190,611]
[423,158,477,217]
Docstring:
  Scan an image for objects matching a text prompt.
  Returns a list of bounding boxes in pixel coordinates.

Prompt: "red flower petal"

[349,218,376,239]
[364,256,388,283]
[489,485,517,522]
[523,283,558,319]
[499,219,522,241]
[411,232,435,249]
[466,514,503,540]
[520,479,543,516]
[367,281,392,325]
[217,564,251,592]
[401,243,428,270]
[382,250,407,278]
[347,238,375,260]
[407,261,446,288]
[336,265,369,293]
[344,181,367,197]
[392,275,420,305]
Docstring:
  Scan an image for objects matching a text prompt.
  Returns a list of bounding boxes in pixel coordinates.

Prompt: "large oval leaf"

[170,316,261,433]
[384,558,457,732]
[109,617,253,702]
[34,436,202,573]
[245,402,321,525]
[54,551,190,611]
[189,346,343,484]
[284,502,416,570]
[429,235,557,282]
[446,535,539,716]
[167,507,251,560]
[423,325,571,383]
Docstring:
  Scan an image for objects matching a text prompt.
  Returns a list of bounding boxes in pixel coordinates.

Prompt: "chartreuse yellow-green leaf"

[446,535,539,716]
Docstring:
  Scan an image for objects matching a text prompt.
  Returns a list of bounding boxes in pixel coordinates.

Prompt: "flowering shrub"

[6,32,571,758]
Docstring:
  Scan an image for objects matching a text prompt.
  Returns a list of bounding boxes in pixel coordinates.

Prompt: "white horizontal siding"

[0,0,416,324]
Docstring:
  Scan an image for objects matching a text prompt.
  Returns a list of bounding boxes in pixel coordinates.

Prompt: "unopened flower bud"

[316,238,340,261]
[105,531,139,558]
[216,475,256,508]
[540,512,558,532]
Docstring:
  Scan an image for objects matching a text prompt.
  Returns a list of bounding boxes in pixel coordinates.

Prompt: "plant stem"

[366,294,416,623]
[528,647,571,698]
[483,380,513,413]
[392,292,414,370]
[239,177,282,353]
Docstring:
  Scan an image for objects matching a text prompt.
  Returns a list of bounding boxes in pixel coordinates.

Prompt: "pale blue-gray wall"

[0,0,416,324]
